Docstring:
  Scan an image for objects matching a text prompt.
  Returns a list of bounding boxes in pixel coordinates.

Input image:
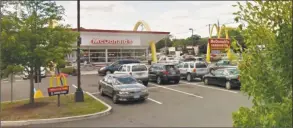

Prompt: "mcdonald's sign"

[47,73,69,96]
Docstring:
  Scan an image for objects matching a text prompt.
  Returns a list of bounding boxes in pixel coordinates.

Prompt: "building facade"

[67,29,170,64]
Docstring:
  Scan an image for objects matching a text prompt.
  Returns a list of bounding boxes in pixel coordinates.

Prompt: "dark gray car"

[98,74,149,104]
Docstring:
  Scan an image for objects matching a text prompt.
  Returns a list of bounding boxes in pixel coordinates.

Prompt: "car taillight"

[163,71,169,75]
[129,72,132,75]
[193,68,196,72]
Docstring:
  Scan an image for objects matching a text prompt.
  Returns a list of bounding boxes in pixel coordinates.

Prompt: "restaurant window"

[89,49,105,63]
[108,49,121,62]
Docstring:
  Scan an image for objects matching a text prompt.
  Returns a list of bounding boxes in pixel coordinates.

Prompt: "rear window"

[164,65,176,70]
[123,60,140,64]
[196,63,207,68]
[197,58,204,61]
[132,65,147,72]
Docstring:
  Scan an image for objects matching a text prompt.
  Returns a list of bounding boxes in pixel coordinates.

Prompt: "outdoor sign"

[48,86,69,96]
[208,38,230,50]
[47,73,69,106]
[81,33,141,46]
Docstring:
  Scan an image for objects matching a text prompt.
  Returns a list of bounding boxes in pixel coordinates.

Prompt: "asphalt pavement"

[1,74,252,127]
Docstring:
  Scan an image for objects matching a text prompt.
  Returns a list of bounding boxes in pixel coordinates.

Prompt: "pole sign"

[208,38,230,50]
[48,86,69,96]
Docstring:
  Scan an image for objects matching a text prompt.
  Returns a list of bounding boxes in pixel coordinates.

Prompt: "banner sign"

[208,38,230,50]
[48,86,69,96]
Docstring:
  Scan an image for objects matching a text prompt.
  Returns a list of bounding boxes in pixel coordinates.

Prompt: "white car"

[158,56,179,64]
[177,61,209,82]
[114,63,149,86]
[23,67,46,79]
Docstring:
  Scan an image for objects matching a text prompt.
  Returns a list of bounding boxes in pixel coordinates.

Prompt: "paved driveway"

[10,75,253,127]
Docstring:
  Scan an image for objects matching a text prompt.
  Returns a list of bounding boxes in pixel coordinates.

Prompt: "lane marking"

[147,98,163,104]
[90,92,100,95]
[148,86,159,89]
[1,80,24,83]
[149,83,203,99]
[180,81,238,94]
[72,84,78,88]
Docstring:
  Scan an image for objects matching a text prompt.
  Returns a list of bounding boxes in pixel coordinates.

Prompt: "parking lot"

[1,74,252,127]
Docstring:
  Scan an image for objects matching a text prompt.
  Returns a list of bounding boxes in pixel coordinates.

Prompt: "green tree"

[220,27,245,53]
[232,1,292,127]
[1,1,79,104]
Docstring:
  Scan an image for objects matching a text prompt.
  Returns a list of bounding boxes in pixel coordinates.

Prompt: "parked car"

[98,74,149,104]
[148,63,180,84]
[182,56,204,62]
[202,68,241,90]
[23,66,46,80]
[114,63,149,86]
[177,61,208,81]
[158,56,179,64]
[98,59,140,76]
[208,59,237,72]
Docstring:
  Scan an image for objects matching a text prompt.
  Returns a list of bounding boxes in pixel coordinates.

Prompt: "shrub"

[60,67,76,75]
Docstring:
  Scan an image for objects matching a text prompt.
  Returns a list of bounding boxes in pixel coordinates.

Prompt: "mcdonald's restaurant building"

[66,28,170,64]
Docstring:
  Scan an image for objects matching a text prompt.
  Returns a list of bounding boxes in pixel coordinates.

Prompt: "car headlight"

[100,67,105,70]
[118,91,129,94]
[142,89,148,93]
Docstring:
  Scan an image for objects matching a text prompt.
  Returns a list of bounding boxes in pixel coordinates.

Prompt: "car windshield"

[116,77,137,84]
[165,65,176,70]
[226,68,240,75]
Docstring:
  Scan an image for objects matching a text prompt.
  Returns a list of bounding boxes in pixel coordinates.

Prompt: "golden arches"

[133,20,157,63]
[49,74,68,87]
[206,24,231,63]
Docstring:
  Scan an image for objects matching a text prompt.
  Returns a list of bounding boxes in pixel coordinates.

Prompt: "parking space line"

[149,83,203,99]
[147,98,163,104]
[90,92,100,95]
[180,81,238,94]
[148,86,159,89]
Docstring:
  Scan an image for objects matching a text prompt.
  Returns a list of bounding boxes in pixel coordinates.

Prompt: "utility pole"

[75,0,84,102]
[164,35,167,55]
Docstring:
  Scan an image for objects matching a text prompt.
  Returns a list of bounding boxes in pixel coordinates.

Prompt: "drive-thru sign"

[48,73,69,106]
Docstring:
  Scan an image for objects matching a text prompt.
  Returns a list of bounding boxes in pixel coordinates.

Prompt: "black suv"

[98,59,140,76]
[148,63,180,84]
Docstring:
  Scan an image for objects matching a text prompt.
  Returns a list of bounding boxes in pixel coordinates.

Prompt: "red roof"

[71,28,170,35]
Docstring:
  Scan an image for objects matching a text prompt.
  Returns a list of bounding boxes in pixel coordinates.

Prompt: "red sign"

[48,86,69,96]
[91,38,133,45]
[209,38,230,50]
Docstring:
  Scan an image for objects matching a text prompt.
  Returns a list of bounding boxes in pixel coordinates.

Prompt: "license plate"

[134,94,140,99]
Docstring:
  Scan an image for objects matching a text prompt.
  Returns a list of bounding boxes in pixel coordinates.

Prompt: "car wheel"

[100,88,106,96]
[187,73,192,82]
[174,79,180,84]
[112,93,118,104]
[204,78,209,85]
[143,81,148,86]
[106,71,111,75]
[225,81,232,90]
[156,77,163,85]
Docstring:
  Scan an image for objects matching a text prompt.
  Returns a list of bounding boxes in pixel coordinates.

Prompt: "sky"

[56,1,244,39]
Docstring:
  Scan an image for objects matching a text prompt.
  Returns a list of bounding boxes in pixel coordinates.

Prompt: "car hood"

[114,83,146,91]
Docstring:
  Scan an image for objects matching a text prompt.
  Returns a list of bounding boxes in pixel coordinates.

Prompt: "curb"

[1,91,112,127]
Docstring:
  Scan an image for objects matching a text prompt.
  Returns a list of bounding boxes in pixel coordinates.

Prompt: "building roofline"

[71,28,170,35]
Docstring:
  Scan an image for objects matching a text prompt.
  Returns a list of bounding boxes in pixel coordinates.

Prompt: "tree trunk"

[29,65,35,104]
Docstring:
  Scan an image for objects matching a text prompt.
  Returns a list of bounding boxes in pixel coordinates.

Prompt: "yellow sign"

[206,24,231,63]
[133,20,158,63]
[50,73,68,87]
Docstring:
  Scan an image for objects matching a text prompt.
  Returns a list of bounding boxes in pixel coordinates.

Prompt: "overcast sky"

[56,1,243,39]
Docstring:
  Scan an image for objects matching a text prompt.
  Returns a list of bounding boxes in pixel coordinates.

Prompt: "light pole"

[75,0,84,102]
[189,28,195,55]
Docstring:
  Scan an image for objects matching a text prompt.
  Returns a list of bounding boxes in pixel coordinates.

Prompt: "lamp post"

[189,28,195,55]
[75,0,84,102]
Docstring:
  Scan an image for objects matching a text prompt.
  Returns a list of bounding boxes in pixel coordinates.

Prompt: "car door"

[104,76,114,95]
[114,65,127,75]
[182,63,189,77]
[99,75,108,91]
[212,69,225,85]
[218,70,229,86]
[148,65,156,81]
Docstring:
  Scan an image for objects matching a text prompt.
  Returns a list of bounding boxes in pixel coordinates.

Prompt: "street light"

[75,0,84,102]
[189,28,195,55]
